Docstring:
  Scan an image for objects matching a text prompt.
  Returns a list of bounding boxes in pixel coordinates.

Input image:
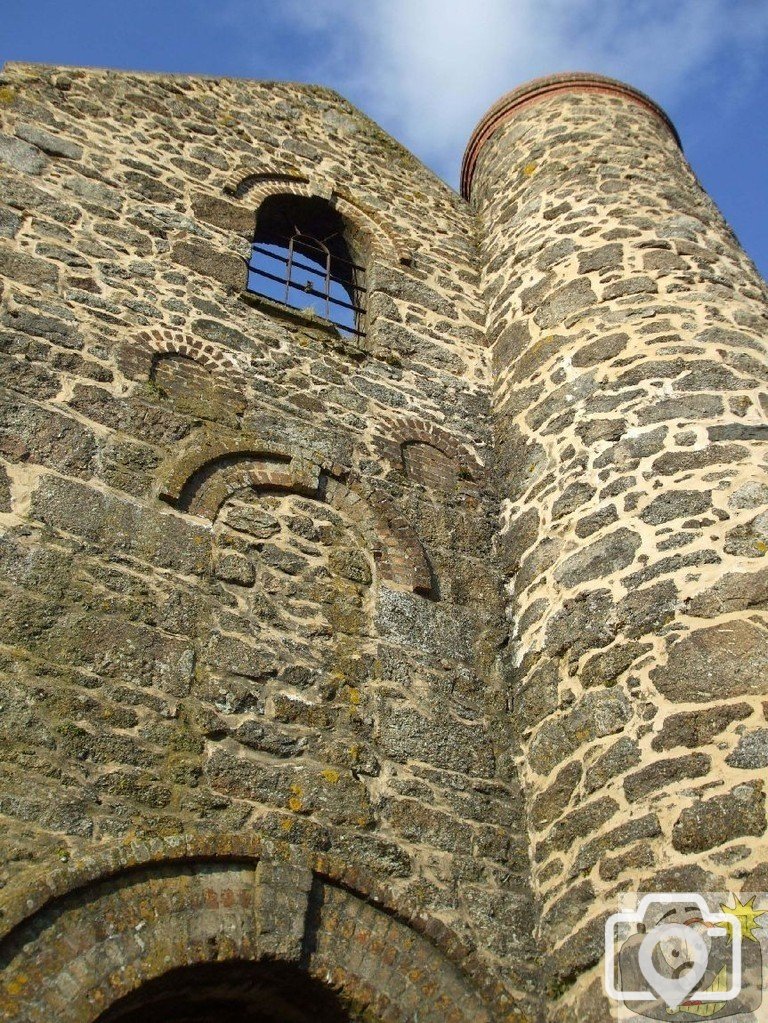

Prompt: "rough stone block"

[0,397,96,476]
[15,123,83,160]
[30,474,211,576]
[623,752,711,802]
[725,728,768,769]
[584,737,641,794]
[651,621,768,702]
[0,132,47,174]
[171,238,244,291]
[672,782,766,853]
[652,703,753,751]
[378,703,495,777]
[554,527,641,588]
[254,855,313,961]
[374,588,471,660]
[0,205,20,238]
[640,489,711,525]
[581,641,651,689]
[533,277,597,329]
[0,463,10,512]
[0,247,58,287]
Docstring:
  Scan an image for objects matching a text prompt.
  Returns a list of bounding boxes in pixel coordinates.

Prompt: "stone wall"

[0,62,539,1021]
[468,73,768,1020]
[1,60,767,1023]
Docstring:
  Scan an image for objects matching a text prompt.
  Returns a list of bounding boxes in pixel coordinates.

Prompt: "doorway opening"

[95,960,362,1023]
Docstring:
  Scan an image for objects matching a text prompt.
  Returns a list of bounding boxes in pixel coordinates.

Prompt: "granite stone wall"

[0,60,766,1023]
[468,74,768,1020]
[0,62,539,1022]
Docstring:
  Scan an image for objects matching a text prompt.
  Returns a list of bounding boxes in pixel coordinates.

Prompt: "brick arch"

[227,171,409,264]
[375,415,487,483]
[0,836,505,1023]
[158,438,433,594]
[402,440,461,492]
[117,327,250,389]
[225,170,310,199]
[333,191,411,266]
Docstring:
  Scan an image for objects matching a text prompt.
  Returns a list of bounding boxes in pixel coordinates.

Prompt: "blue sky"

[3,0,767,277]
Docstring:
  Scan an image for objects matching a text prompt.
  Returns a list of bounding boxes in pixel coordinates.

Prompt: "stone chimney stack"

[465,73,768,1020]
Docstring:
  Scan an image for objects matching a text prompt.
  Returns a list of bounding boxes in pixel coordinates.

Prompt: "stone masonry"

[0,63,765,1021]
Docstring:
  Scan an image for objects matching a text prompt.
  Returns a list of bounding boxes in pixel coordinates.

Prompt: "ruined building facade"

[0,63,766,1022]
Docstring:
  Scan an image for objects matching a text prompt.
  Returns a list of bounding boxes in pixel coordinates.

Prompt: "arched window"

[246,194,366,337]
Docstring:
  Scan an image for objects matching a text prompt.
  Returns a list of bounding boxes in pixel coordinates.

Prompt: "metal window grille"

[246,229,366,337]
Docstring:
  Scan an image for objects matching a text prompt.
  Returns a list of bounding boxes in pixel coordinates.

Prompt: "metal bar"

[248,250,367,295]
[285,234,295,305]
[244,286,366,336]
[255,235,366,273]
[246,267,365,315]
[324,250,331,320]
[292,236,364,274]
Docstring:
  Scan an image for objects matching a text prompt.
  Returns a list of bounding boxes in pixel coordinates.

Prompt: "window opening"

[246,196,366,337]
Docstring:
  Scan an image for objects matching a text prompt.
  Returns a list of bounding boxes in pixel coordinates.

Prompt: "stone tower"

[0,63,765,1022]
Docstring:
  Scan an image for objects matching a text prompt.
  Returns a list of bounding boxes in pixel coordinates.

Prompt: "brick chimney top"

[460,71,680,199]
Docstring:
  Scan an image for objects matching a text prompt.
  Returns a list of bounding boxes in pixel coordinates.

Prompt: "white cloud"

[265,0,768,184]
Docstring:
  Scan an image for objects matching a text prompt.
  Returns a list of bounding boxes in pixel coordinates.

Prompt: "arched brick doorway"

[0,840,501,1023]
